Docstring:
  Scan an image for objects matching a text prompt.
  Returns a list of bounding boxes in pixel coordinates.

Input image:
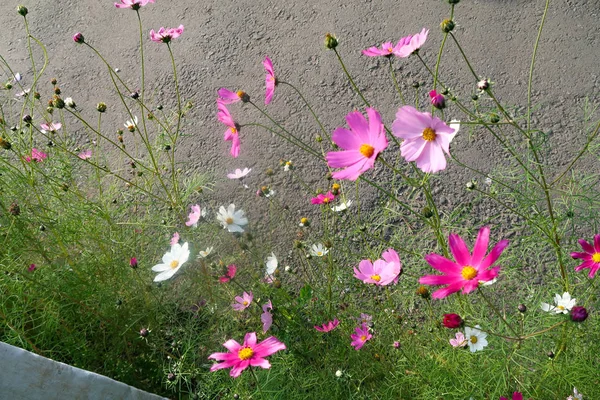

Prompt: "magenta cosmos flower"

[326,108,388,181]
[394,28,429,58]
[499,392,523,400]
[149,25,184,43]
[419,227,508,299]
[362,38,409,57]
[217,88,249,104]
[571,235,600,278]
[263,56,276,105]
[314,319,340,332]
[217,100,241,157]
[311,191,336,205]
[354,248,401,286]
[350,323,372,350]
[208,332,286,378]
[24,148,48,163]
[232,291,253,311]
[392,105,459,173]
[114,0,154,9]
[219,264,237,283]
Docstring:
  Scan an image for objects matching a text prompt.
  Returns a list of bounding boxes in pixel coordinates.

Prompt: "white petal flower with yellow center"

[310,243,329,257]
[151,242,190,282]
[331,200,352,212]
[197,246,214,259]
[541,292,576,314]
[464,325,488,353]
[124,116,138,132]
[217,204,248,233]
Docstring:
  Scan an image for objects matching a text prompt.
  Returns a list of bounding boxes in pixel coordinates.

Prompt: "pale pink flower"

[227,168,251,179]
[350,323,372,350]
[217,100,241,158]
[185,204,203,227]
[354,249,401,286]
[261,301,273,333]
[394,28,429,58]
[392,105,459,173]
[217,88,248,104]
[219,264,237,283]
[114,0,154,9]
[449,332,467,348]
[170,232,180,246]
[40,122,62,134]
[326,108,388,181]
[149,25,184,43]
[232,291,253,311]
[208,332,286,378]
[314,319,340,333]
[571,234,600,278]
[311,191,336,205]
[78,150,92,160]
[263,56,276,105]
[419,227,509,299]
[362,40,408,57]
[24,148,48,163]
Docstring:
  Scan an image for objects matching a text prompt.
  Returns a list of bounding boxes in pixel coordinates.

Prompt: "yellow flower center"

[238,347,254,360]
[225,217,234,224]
[229,127,237,134]
[317,252,323,256]
[470,335,478,344]
[323,197,330,204]
[236,90,246,98]
[170,260,179,269]
[592,253,600,263]
[422,127,437,141]
[360,335,367,341]
[359,143,375,158]
[387,47,393,53]
[370,274,381,282]
[332,183,340,191]
[243,301,249,306]
[557,305,565,310]
[300,217,308,225]
[461,266,477,280]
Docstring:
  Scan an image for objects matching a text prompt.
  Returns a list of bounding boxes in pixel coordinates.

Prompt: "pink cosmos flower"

[354,249,401,286]
[499,393,523,400]
[78,150,92,160]
[185,204,202,227]
[263,56,276,105]
[362,39,408,57]
[129,257,138,269]
[392,105,459,173]
[219,264,237,283]
[326,107,388,181]
[217,100,241,158]
[208,332,286,378]
[24,148,48,163]
[571,235,600,278]
[232,291,253,311]
[114,0,154,9]
[419,226,509,299]
[217,88,248,104]
[350,323,372,350]
[311,191,336,205]
[429,90,445,109]
[170,232,180,246]
[393,28,429,58]
[40,122,62,134]
[28,264,37,272]
[149,25,184,43]
[449,332,467,347]
[261,301,273,333]
[314,319,340,332]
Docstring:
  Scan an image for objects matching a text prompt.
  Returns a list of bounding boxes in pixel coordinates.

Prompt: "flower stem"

[280,81,329,138]
[477,287,520,338]
[333,48,370,107]
[388,58,405,105]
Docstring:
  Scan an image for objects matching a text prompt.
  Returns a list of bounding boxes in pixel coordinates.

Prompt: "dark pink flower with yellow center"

[208,332,286,378]
[419,227,509,299]
[350,323,372,350]
[217,88,249,104]
[311,191,336,205]
[571,235,600,278]
[217,100,241,157]
[263,56,276,105]
[326,107,388,181]
[392,105,459,173]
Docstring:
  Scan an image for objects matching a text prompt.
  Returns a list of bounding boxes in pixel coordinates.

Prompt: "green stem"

[333,48,370,107]
[167,43,182,203]
[280,81,329,137]
[478,287,520,338]
[388,58,405,105]
[527,0,551,135]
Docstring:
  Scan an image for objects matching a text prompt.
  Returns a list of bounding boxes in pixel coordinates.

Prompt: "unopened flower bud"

[4,83,13,90]
[490,114,500,124]
[412,81,420,89]
[324,33,338,49]
[440,19,455,33]
[167,373,176,382]
[265,168,274,176]
[416,285,430,298]
[429,90,446,109]
[22,114,32,124]
[0,137,11,150]
[185,101,193,109]
[61,183,69,192]
[46,107,54,114]
[315,135,322,143]
[130,91,139,99]
[323,240,333,249]
[73,32,85,44]
[54,87,61,95]
[393,341,400,348]
[96,102,107,113]
[442,313,463,328]
[33,92,41,99]
[17,5,28,16]
[53,96,65,109]
[518,304,527,313]
[466,180,476,190]
[65,97,76,108]
[471,94,479,101]
[448,0,460,4]
[571,306,588,322]
[294,240,304,249]
[51,78,57,85]
[139,328,149,337]
[547,351,555,359]
[130,257,138,269]
[422,207,434,218]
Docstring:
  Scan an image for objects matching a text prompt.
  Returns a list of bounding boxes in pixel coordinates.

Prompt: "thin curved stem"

[333,48,370,107]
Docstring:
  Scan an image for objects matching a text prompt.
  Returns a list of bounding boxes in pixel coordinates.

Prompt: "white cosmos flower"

[331,200,352,212]
[567,387,583,400]
[464,325,488,353]
[227,168,251,179]
[217,204,248,233]
[310,243,329,257]
[124,116,138,131]
[541,292,576,314]
[151,242,190,282]
[265,252,278,275]
[197,246,213,258]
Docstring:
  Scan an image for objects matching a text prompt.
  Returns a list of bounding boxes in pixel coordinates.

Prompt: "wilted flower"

[541,292,576,314]
[464,325,488,352]
[314,319,340,332]
[217,204,248,233]
[350,323,372,350]
[232,291,253,311]
[151,242,190,282]
[208,332,286,378]
[261,301,273,333]
[149,25,184,43]
[219,264,237,283]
